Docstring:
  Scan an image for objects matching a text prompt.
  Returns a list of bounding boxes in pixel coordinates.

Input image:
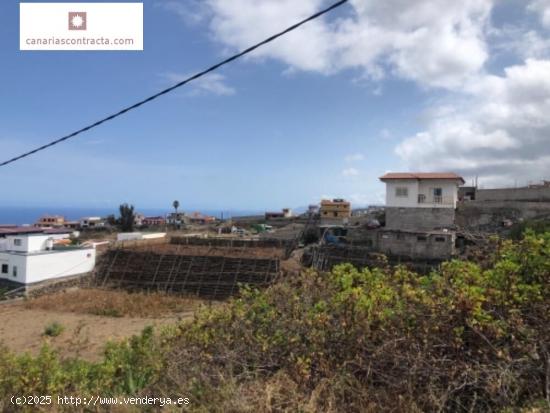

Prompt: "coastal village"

[1,172,549,295]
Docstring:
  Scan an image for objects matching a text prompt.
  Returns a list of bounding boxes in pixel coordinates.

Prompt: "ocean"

[0,206,261,226]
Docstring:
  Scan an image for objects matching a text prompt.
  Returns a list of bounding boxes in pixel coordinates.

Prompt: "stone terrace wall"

[476,187,550,202]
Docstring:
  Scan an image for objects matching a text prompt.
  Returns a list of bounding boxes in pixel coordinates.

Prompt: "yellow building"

[36,215,66,228]
[320,199,351,219]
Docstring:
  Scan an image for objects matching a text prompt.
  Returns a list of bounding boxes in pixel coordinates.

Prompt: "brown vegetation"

[24,288,206,318]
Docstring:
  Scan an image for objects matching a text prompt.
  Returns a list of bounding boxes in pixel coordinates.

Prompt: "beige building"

[320,199,351,220]
[36,215,65,228]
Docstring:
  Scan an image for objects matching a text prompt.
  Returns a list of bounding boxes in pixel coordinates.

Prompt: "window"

[433,188,443,203]
[395,187,408,197]
[1,264,7,274]
[12,266,17,278]
[417,236,427,242]
[418,194,426,203]
[13,239,22,246]
[435,237,446,243]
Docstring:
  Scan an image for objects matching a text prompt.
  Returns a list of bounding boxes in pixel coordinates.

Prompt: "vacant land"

[0,288,208,360]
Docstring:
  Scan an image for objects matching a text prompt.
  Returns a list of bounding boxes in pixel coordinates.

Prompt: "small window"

[1,264,8,274]
[418,194,426,203]
[395,187,408,197]
[435,237,446,242]
[417,236,427,242]
[12,266,17,278]
[13,239,22,246]
[433,188,443,196]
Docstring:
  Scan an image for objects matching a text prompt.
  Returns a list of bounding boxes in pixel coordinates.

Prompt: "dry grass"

[24,288,208,318]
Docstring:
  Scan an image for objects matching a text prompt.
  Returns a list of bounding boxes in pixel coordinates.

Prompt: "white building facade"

[381,173,465,209]
[380,172,465,232]
[0,230,95,285]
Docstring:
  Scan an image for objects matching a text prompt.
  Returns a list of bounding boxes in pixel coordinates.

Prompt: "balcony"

[417,194,453,206]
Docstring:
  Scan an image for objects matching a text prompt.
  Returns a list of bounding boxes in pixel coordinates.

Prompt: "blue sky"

[1,0,549,211]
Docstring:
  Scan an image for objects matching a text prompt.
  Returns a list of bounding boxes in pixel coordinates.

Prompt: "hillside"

[0,231,549,412]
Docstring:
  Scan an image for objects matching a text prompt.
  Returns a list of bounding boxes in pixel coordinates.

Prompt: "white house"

[380,172,465,209]
[0,227,95,285]
[79,216,105,228]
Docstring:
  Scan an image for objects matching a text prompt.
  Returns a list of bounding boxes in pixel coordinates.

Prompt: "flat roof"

[379,172,465,184]
[0,227,73,236]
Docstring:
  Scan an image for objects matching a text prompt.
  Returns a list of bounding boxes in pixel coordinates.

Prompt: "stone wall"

[456,201,550,231]
[476,187,550,202]
[378,230,455,260]
[385,207,455,231]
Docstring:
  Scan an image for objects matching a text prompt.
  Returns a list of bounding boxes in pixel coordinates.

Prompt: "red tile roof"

[379,172,465,184]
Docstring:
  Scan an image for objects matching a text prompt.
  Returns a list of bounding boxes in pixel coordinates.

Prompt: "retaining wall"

[476,187,550,202]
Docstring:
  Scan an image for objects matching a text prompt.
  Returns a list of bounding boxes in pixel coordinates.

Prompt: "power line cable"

[1,0,349,167]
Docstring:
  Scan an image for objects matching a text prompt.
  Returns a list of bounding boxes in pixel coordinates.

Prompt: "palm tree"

[172,200,181,228]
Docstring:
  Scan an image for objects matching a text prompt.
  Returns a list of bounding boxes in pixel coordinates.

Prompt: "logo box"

[20,3,143,51]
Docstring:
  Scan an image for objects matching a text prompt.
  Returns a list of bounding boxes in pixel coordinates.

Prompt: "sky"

[1,0,549,211]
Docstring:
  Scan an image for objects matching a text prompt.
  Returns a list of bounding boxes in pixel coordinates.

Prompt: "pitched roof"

[379,172,465,184]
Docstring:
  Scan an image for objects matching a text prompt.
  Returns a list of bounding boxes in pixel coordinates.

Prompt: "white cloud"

[164,0,494,90]
[528,0,550,28]
[395,59,550,186]
[161,72,236,96]
[344,153,365,162]
[156,0,210,26]
[342,167,359,177]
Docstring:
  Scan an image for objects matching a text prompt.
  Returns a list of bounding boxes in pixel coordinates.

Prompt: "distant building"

[188,212,216,225]
[79,217,105,229]
[134,213,145,227]
[458,186,477,201]
[142,216,166,226]
[166,212,188,226]
[265,208,293,220]
[0,227,95,285]
[320,199,351,220]
[380,172,464,231]
[64,221,80,229]
[36,215,65,228]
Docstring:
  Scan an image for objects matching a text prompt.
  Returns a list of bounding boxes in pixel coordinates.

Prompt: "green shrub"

[154,231,550,412]
[43,322,64,337]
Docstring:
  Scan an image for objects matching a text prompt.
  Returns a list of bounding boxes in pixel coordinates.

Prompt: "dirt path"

[0,301,191,361]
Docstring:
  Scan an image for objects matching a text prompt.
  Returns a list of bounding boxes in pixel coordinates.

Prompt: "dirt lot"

[0,288,210,361]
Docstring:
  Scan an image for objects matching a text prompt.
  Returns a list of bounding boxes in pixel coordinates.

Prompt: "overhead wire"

[0,0,349,167]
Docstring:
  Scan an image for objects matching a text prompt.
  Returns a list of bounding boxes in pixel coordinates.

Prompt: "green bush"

[0,327,166,412]
[154,231,550,412]
[43,322,64,337]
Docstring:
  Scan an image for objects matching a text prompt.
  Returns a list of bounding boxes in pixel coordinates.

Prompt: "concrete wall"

[385,207,456,231]
[456,201,550,231]
[378,230,455,260]
[476,187,550,202]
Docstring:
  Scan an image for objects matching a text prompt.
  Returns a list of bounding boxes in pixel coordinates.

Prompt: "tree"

[173,200,180,215]
[119,203,135,232]
[106,214,117,226]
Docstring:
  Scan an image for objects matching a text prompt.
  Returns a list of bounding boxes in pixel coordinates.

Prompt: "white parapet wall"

[117,232,166,241]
